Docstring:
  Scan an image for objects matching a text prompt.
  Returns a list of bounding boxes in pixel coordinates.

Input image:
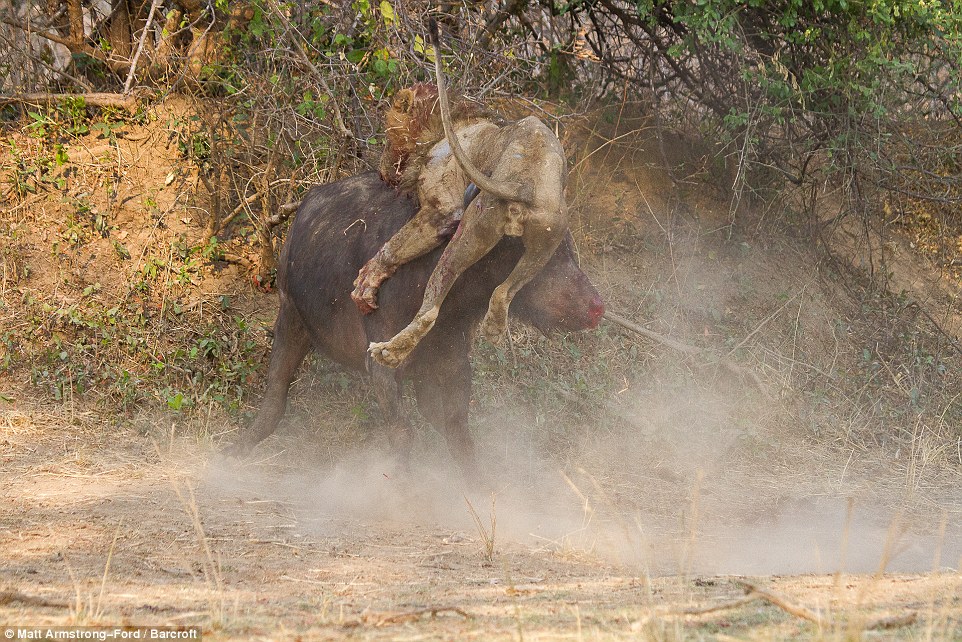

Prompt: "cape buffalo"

[227,171,603,482]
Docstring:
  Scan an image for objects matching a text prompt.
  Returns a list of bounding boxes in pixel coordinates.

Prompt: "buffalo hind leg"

[412,357,478,485]
[223,300,311,456]
[369,362,415,473]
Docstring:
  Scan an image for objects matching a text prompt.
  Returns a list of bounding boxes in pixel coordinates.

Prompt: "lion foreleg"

[351,206,453,314]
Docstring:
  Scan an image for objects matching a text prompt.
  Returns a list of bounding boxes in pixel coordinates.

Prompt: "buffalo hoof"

[368,340,409,368]
[221,439,254,459]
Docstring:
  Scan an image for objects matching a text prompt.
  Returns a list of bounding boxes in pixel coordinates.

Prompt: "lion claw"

[351,283,379,314]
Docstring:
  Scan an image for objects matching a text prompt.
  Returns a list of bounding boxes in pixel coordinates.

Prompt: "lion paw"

[369,340,408,368]
[352,261,392,314]
[351,281,379,314]
[480,313,507,344]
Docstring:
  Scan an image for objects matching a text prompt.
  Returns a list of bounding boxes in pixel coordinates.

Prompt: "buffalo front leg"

[351,205,451,314]
[369,204,503,368]
[223,300,311,456]
[480,228,565,343]
[370,362,415,473]
[413,356,478,486]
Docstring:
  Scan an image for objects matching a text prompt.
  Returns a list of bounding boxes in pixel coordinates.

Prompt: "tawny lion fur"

[377,82,489,192]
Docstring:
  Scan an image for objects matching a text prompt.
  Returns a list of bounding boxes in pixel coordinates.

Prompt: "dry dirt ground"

[1,400,960,641]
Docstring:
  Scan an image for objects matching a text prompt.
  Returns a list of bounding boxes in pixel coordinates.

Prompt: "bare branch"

[735,581,827,626]
[0,29,94,91]
[123,0,164,93]
[262,0,353,142]
[603,311,772,396]
[66,0,83,46]
[1,16,130,75]
[269,201,300,227]
[0,91,148,111]
[603,311,703,356]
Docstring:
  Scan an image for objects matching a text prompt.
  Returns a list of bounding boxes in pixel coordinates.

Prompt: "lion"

[355,20,571,369]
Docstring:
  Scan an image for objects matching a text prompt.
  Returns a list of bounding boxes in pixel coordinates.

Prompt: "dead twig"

[0,29,94,91]
[865,611,917,629]
[123,0,164,93]
[367,607,472,627]
[603,311,772,396]
[664,589,916,632]
[263,0,353,178]
[217,179,292,231]
[269,201,301,227]
[464,494,496,562]
[603,310,701,356]
[218,253,253,269]
[252,140,283,277]
[342,218,367,235]
[0,589,69,609]
[1,16,129,75]
[263,0,351,142]
[905,299,962,358]
[675,594,761,616]
[726,282,810,358]
[3,193,44,216]
[735,581,827,627]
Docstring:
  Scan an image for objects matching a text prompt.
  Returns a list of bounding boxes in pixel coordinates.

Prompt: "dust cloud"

[203,377,962,577]
[586,375,962,576]
[194,151,962,579]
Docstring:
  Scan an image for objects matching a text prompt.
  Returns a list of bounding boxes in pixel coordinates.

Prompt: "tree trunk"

[67,0,84,45]
[108,0,133,63]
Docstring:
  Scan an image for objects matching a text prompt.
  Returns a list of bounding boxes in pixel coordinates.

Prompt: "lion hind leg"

[481,227,564,343]
[369,203,502,367]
